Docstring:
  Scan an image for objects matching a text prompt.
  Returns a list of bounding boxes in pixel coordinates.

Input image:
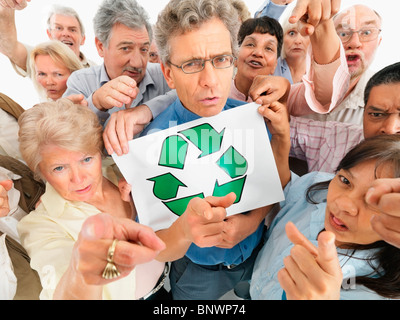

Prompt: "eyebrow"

[336,20,379,30]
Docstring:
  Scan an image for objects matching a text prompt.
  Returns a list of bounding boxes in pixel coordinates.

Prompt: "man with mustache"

[0,1,94,80]
[300,4,383,125]
[64,0,176,130]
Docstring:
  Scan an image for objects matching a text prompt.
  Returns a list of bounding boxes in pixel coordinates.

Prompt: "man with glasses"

[302,4,383,125]
[137,0,338,300]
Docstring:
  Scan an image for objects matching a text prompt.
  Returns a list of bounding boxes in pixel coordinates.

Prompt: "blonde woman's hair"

[18,99,103,180]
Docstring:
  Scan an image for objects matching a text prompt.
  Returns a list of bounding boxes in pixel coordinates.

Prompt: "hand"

[103,104,153,156]
[65,94,88,107]
[92,75,139,111]
[249,75,291,106]
[181,193,236,248]
[0,0,30,10]
[258,101,290,137]
[70,213,165,286]
[0,180,13,217]
[289,0,341,36]
[278,222,343,300]
[366,179,400,249]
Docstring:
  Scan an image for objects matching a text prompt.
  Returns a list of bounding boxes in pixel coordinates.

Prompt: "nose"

[344,31,362,49]
[69,167,84,185]
[198,60,218,88]
[45,75,56,86]
[381,114,400,135]
[335,195,358,216]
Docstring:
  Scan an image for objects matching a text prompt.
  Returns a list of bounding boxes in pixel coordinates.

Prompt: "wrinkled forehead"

[334,5,381,30]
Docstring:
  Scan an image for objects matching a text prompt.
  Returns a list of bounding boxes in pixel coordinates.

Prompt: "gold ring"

[102,239,121,280]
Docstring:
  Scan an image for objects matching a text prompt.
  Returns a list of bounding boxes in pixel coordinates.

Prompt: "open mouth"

[61,40,74,47]
[329,213,348,232]
[247,60,264,68]
[346,54,361,63]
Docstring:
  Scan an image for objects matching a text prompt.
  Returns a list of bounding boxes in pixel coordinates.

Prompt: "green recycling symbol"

[147,123,248,216]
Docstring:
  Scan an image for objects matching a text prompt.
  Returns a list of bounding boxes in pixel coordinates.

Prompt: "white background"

[0,0,397,109]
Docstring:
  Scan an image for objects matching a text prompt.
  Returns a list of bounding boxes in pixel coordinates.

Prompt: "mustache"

[123,67,143,74]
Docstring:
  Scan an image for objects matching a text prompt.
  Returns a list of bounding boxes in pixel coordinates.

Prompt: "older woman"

[29,41,83,101]
[17,99,165,300]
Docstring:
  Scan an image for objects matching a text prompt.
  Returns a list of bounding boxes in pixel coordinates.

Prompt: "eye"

[338,175,351,186]
[367,111,387,120]
[53,166,64,173]
[83,157,93,164]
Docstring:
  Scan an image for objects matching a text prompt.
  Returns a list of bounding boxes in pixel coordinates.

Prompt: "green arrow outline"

[147,173,187,200]
[212,176,247,204]
[216,146,248,179]
[179,123,225,158]
[162,193,205,217]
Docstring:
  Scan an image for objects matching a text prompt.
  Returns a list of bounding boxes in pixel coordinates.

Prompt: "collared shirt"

[17,183,137,300]
[250,171,390,300]
[290,116,364,173]
[64,63,176,128]
[141,98,266,266]
[254,0,289,20]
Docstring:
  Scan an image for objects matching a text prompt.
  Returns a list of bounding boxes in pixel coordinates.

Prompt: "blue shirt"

[142,98,266,266]
[274,58,293,84]
[250,171,389,300]
[254,0,289,20]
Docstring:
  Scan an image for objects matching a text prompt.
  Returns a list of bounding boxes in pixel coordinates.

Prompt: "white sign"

[113,102,284,231]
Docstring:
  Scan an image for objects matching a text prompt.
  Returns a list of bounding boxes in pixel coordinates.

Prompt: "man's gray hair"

[47,5,86,37]
[93,0,152,47]
[154,0,240,64]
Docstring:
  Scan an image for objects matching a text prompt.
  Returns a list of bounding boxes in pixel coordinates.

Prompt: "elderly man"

[300,5,382,125]
[64,0,176,129]
[139,0,339,300]
[0,1,93,80]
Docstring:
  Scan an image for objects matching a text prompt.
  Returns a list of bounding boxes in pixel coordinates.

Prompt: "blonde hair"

[18,99,103,180]
[29,41,83,99]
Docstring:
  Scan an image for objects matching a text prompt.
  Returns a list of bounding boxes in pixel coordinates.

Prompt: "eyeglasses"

[336,27,381,43]
[168,54,236,74]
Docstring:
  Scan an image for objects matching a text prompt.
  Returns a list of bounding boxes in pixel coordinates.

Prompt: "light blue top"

[64,62,177,128]
[274,58,293,84]
[254,0,289,20]
[141,98,268,266]
[250,171,390,300]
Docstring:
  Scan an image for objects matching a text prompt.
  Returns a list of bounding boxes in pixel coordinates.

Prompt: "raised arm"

[0,5,29,72]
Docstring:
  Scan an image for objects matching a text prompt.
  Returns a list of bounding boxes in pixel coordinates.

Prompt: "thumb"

[316,231,342,277]
[0,180,13,192]
[80,213,114,240]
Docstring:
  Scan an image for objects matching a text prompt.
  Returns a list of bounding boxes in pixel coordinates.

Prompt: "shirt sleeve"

[255,0,288,20]
[144,90,177,119]
[287,44,350,117]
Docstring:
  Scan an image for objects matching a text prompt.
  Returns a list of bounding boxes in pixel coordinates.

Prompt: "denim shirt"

[141,98,267,266]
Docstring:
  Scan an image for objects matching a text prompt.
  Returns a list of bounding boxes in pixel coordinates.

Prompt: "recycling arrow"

[147,173,187,200]
[163,193,205,216]
[212,176,246,204]
[179,123,225,158]
[159,135,188,169]
[216,146,248,179]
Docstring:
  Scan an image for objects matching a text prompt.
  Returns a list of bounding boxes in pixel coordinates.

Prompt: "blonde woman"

[17,99,166,300]
[29,41,83,101]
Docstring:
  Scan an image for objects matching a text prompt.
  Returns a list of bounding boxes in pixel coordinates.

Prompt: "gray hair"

[93,0,152,48]
[154,0,240,64]
[47,5,86,37]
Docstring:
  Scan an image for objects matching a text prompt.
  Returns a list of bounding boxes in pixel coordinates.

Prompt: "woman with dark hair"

[251,135,400,300]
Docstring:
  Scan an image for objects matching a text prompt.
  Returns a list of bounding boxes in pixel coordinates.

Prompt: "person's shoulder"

[225,98,247,109]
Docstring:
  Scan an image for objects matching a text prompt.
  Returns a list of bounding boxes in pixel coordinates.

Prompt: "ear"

[95,38,105,58]
[46,29,52,40]
[80,35,86,46]
[160,62,176,89]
